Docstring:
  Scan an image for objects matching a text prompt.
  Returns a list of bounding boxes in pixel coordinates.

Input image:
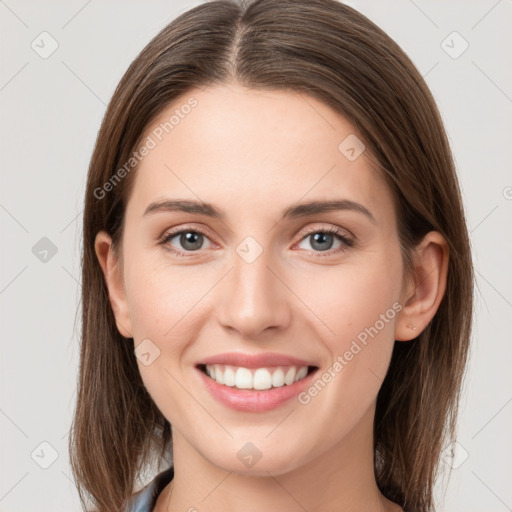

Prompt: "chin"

[204,442,312,477]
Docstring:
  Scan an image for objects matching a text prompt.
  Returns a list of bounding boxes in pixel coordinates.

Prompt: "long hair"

[69,1,474,510]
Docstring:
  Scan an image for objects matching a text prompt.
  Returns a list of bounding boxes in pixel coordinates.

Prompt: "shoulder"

[125,466,174,512]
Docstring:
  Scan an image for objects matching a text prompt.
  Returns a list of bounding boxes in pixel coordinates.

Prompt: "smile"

[200,364,313,390]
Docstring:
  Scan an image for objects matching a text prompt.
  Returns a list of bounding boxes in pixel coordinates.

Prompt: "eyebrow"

[143,198,376,224]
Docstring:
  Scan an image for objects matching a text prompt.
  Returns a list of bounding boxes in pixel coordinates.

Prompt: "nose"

[216,245,291,339]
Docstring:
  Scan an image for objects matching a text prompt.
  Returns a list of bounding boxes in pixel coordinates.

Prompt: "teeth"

[235,367,253,389]
[284,367,296,385]
[214,366,224,385]
[204,364,310,390]
[253,368,272,390]
[272,368,285,387]
[296,366,308,381]
[223,366,236,387]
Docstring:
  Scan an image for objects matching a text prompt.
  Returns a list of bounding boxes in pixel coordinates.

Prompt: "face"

[100,83,410,475]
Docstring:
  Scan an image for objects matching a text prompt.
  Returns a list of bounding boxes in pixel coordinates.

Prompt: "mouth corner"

[307,365,319,376]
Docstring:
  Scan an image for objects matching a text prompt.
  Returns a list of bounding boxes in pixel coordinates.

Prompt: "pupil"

[311,232,333,251]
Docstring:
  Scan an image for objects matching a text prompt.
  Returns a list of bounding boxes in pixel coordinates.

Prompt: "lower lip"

[196,367,317,412]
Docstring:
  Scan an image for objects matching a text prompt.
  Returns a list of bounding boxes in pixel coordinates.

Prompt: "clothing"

[125,466,174,512]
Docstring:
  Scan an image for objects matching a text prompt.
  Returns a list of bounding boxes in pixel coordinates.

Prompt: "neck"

[158,404,400,512]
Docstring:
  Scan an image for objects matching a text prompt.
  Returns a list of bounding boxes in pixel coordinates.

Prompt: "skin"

[95,82,448,512]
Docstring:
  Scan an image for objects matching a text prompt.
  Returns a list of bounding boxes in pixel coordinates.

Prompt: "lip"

[197,352,316,369]
[195,361,319,413]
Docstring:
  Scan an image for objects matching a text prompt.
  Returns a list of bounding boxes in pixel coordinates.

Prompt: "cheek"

[296,250,402,404]
[295,250,402,348]
[337,269,400,349]
[123,252,203,340]
[123,252,214,398]
[124,257,202,425]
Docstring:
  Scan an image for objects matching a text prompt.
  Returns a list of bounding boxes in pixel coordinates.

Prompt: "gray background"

[1,0,511,510]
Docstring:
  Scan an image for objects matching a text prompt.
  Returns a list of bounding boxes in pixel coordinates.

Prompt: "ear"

[94,230,133,338]
[395,231,449,341]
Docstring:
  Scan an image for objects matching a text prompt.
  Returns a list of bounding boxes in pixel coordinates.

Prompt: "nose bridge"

[216,238,290,337]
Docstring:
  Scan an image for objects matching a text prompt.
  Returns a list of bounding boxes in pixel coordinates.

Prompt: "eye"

[158,224,354,258]
[295,225,354,256]
[158,226,214,257]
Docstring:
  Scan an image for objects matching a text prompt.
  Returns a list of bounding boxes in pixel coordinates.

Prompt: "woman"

[69,1,473,511]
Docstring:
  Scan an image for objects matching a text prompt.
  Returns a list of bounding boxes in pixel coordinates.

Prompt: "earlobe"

[395,231,449,341]
[94,230,133,338]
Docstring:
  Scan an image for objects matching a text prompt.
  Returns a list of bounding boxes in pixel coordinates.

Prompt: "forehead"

[127,83,393,224]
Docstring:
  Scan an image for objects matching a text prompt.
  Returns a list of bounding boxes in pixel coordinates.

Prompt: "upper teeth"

[205,364,309,390]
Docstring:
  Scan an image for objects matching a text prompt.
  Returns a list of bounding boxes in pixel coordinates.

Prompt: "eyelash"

[158,224,354,258]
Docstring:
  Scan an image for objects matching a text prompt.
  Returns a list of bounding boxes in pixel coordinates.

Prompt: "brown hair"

[69,1,473,511]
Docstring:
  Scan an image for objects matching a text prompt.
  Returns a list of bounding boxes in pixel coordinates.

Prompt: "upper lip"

[198,352,317,369]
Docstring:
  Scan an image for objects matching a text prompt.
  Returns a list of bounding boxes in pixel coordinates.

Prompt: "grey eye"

[308,232,335,251]
[176,231,205,251]
[297,231,346,252]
